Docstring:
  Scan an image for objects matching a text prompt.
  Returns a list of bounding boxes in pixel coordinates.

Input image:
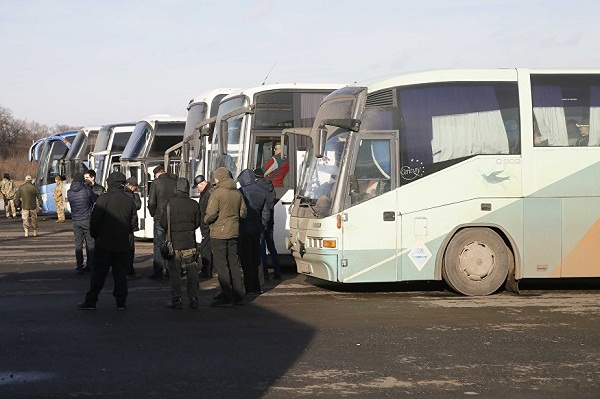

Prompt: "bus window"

[397,82,519,185]
[531,75,600,147]
[253,135,290,190]
[350,138,392,205]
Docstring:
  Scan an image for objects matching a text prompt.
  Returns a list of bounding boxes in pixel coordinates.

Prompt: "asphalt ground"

[1,214,600,398]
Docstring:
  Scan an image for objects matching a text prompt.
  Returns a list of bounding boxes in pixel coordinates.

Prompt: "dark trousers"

[152,220,167,276]
[261,229,281,278]
[240,233,261,292]
[73,219,94,270]
[198,236,213,276]
[212,238,244,302]
[85,246,128,306]
[167,248,199,302]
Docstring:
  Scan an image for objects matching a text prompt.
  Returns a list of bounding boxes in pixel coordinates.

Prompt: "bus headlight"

[322,239,337,248]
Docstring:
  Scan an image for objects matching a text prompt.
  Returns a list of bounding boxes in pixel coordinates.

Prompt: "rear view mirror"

[218,121,229,155]
[316,125,327,158]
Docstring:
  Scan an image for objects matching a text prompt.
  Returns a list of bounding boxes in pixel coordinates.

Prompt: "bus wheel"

[443,228,509,296]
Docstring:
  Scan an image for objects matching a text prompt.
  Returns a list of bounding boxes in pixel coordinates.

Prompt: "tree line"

[0,104,80,180]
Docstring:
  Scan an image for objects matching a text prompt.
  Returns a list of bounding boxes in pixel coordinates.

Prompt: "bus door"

[340,134,398,282]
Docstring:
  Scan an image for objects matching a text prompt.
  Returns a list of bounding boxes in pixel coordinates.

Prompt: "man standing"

[147,164,177,280]
[84,169,105,197]
[194,174,214,278]
[160,178,202,309]
[238,169,269,294]
[124,177,142,280]
[205,167,247,307]
[78,172,136,310]
[254,168,282,280]
[14,175,43,237]
[53,175,66,223]
[263,142,289,188]
[67,172,96,274]
[0,173,17,218]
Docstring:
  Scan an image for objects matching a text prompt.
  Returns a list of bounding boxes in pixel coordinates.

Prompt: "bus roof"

[221,83,345,103]
[355,68,600,94]
[137,115,186,124]
[187,88,239,109]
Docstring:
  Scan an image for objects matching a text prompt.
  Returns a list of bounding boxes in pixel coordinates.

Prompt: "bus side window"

[350,139,391,205]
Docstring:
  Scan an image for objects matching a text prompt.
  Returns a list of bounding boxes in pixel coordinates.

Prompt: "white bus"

[286,68,600,295]
[164,88,237,195]
[63,126,101,213]
[121,115,186,239]
[90,122,136,188]
[209,83,342,253]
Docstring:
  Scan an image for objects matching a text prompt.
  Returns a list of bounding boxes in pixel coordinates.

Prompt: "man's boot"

[33,230,38,237]
[24,229,28,237]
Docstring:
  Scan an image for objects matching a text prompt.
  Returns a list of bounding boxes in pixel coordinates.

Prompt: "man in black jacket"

[78,172,137,310]
[147,164,177,280]
[67,172,96,274]
[160,178,202,309]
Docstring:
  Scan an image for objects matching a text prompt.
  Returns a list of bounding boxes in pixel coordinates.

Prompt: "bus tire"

[443,228,509,296]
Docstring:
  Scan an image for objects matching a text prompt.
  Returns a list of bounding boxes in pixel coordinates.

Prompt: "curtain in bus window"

[431,111,507,162]
[399,85,507,166]
[588,86,600,146]
[300,93,328,127]
[532,86,568,146]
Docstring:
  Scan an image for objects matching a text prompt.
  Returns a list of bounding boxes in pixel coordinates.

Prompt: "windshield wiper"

[297,195,319,217]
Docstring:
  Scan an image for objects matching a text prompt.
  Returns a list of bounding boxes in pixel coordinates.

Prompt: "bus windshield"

[184,102,207,139]
[123,122,152,159]
[210,96,248,179]
[297,130,348,216]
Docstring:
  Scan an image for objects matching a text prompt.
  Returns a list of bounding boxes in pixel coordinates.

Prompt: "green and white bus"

[287,68,600,295]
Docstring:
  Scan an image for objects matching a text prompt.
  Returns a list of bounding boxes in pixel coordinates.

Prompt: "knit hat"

[106,171,126,187]
[73,172,84,182]
[3,173,9,179]
[214,167,230,182]
[126,177,138,186]
[153,164,165,176]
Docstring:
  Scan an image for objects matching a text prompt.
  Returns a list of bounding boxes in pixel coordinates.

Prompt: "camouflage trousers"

[4,198,16,217]
[55,199,65,221]
[21,209,39,232]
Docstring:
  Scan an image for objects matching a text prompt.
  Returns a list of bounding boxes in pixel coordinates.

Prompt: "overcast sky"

[2,0,599,128]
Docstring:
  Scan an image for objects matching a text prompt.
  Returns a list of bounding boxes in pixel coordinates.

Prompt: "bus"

[121,115,186,239]
[64,126,101,181]
[286,68,600,296]
[209,83,342,253]
[33,130,78,214]
[164,88,236,194]
[90,122,136,188]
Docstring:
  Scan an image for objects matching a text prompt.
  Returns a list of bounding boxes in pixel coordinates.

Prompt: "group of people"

[147,163,282,309]
[3,159,284,310]
[1,173,43,237]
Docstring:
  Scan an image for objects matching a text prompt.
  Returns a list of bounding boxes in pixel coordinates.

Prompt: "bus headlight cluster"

[307,237,337,249]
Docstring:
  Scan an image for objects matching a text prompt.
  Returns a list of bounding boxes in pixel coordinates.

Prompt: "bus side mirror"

[316,125,327,158]
[219,121,229,155]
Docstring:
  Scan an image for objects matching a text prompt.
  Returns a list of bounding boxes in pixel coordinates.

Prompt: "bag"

[160,202,175,259]
[160,239,175,259]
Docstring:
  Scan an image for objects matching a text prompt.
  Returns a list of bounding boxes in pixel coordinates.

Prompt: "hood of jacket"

[176,178,190,195]
[255,176,274,193]
[237,169,256,187]
[216,177,237,191]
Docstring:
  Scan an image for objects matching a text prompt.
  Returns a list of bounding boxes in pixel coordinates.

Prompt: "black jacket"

[238,169,269,235]
[148,173,177,221]
[67,182,95,221]
[160,179,201,250]
[255,176,278,231]
[90,184,137,253]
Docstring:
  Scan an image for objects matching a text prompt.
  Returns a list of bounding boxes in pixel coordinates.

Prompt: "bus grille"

[366,89,395,107]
